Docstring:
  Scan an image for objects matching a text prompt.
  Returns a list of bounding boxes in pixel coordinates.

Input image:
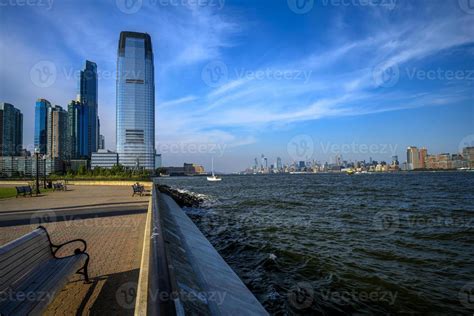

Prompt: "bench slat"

[0,237,50,270]
[0,248,52,293]
[1,255,87,315]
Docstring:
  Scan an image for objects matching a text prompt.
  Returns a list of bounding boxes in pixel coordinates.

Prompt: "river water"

[157,172,474,315]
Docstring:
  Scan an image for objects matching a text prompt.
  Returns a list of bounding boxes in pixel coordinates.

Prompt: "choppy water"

[157,172,474,315]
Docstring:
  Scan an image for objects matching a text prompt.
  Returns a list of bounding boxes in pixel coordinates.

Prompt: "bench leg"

[77,255,90,283]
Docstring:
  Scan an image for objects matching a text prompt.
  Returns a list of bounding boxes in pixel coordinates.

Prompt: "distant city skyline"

[0,0,473,172]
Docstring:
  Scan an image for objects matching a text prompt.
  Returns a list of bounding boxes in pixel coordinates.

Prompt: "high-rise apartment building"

[47,105,68,159]
[407,146,420,170]
[0,102,23,156]
[116,31,155,170]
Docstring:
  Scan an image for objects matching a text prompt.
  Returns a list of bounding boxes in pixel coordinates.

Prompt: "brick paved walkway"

[0,213,146,315]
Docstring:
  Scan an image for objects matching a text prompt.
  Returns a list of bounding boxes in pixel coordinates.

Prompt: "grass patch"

[0,187,18,199]
[0,187,55,199]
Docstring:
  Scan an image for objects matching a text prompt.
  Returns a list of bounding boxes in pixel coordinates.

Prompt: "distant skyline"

[0,0,473,172]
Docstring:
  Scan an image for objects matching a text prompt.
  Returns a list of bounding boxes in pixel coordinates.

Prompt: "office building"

[116,31,155,170]
[91,149,119,169]
[0,102,23,156]
[78,60,99,157]
[34,99,51,154]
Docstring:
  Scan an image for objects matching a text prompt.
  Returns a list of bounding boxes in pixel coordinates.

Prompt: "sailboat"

[207,158,222,182]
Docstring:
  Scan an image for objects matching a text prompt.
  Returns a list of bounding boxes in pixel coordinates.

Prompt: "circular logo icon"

[458,134,474,154]
[116,0,142,14]
[288,282,314,310]
[458,0,474,14]
[30,60,57,88]
[30,210,58,233]
[116,282,138,309]
[287,0,314,14]
[373,211,400,235]
[202,61,228,88]
[459,282,474,309]
[287,135,314,162]
[373,62,400,88]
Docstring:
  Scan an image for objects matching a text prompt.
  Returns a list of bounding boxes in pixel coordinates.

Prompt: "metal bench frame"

[38,226,90,283]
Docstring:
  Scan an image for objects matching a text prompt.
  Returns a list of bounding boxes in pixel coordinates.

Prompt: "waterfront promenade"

[0,185,148,314]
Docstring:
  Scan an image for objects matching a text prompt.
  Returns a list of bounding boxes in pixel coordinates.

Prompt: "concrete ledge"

[138,183,268,315]
[135,192,153,315]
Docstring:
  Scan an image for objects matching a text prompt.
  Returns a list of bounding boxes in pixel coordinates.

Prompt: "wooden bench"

[15,186,32,198]
[0,226,90,315]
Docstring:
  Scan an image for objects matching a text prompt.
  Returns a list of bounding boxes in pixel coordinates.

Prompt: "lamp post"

[43,155,47,189]
[34,147,40,196]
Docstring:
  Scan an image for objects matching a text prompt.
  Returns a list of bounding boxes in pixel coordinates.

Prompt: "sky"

[0,0,473,172]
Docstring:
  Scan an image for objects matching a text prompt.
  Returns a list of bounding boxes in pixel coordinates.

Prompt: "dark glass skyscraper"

[0,102,23,156]
[34,99,51,154]
[67,100,89,159]
[116,31,155,170]
[78,60,98,157]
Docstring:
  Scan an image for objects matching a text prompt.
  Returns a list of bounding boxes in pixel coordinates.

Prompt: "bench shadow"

[83,269,140,316]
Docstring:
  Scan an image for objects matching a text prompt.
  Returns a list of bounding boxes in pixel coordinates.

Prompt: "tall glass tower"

[116,31,155,170]
[34,99,51,154]
[78,60,98,157]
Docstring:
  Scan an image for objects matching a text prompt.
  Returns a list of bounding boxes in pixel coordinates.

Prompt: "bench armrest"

[51,239,87,258]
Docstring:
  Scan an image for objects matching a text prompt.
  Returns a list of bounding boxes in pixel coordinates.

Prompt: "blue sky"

[0,0,473,172]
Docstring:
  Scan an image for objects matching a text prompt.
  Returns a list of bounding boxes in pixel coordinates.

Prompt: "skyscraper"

[78,60,99,157]
[0,102,23,156]
[67,100,89,159]
[47,105,68,159]
[34,99,51,154]
[116,31,155,170]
